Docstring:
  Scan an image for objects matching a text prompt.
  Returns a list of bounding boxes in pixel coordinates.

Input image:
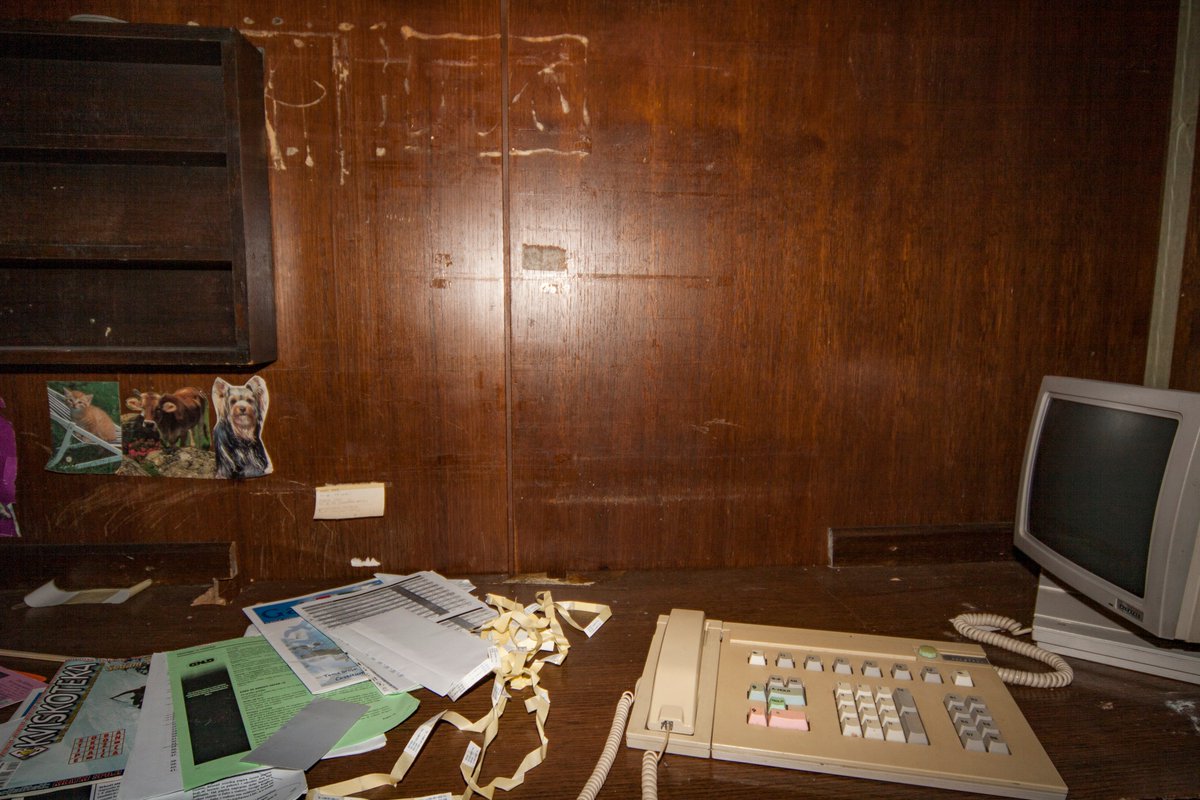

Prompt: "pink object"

[0,397,17,537]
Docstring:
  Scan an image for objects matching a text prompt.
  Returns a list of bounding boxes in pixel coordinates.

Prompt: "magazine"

[0,656,150,799]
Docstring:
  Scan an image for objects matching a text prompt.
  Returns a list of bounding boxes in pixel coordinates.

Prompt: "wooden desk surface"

[2,562,1198,800]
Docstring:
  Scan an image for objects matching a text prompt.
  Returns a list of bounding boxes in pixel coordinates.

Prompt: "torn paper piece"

[244,699,369,771]
[24,577,153,607]
[314,483,385,519]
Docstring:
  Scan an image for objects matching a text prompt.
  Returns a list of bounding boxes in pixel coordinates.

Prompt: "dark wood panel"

[507,0,1178,572]
[0,57,226,149]
[0,264,236,348]
[2,541,236,591]
[828,523,1014,567]
[0,163,231,254]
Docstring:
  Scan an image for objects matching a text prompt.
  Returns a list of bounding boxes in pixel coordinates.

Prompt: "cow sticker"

[121,384,215,478]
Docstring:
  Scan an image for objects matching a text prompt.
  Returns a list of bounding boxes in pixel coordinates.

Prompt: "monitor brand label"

[1116,598,1144,622]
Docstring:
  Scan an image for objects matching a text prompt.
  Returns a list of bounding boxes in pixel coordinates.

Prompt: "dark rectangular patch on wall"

[522,244,567,271]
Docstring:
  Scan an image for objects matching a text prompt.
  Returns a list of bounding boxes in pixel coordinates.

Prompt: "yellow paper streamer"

[307,590,611,800]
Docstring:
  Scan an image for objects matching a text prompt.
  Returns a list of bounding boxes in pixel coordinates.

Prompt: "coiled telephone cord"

[950,613,1074,688]
[577,690,666,800]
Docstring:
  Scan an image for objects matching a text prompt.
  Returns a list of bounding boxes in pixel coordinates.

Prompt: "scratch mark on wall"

[546,491,748,506]
[479,148,590,158]
[53,484,230,537]
[273,79,328,109]
[262,65,329,170]
[252,25,588,170]
[378,36,392,72]
[333,35,350,184]
[692,418,739,434]
[263,69,285,170]
[400,25,500,43]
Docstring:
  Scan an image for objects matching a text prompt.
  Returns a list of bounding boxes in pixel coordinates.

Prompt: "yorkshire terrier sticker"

[212,376,273,479]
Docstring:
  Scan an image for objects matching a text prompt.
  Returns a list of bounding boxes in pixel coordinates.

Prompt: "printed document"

[165,636,417,790]
[295,572,497,699]
[243,578,382,694]
[118,653,305,800]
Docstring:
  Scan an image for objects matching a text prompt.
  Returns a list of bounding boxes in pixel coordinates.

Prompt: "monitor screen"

[1027,398,1178,599]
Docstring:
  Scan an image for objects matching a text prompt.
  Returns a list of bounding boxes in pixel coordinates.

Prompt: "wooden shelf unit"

[0,21,276,366]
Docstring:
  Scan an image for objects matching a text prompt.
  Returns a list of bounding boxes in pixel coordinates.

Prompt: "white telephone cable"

[577,689,667,800]
[950,613,1074,688]
[577,691,634,800]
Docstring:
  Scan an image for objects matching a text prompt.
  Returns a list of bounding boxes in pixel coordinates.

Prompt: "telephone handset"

[646,608,704,733]
[626,608,722,757]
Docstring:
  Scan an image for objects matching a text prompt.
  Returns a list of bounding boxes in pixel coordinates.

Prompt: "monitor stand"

[1031,572,1200,685]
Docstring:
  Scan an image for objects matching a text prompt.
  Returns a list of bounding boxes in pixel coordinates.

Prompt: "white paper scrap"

[244,699,369,771]
[24,578,152,607]
[314,483,385,520]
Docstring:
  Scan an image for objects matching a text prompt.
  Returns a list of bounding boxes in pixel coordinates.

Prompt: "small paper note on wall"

[314,483,386,520]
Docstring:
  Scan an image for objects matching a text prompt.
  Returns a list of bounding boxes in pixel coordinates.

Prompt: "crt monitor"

[1013,376,1200,681]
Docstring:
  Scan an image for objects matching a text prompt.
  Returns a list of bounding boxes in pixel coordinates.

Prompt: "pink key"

[768,708,810,730]
[747,705,768,727]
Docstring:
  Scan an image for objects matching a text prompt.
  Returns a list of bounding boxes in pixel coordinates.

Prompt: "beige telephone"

[619,609,1068,800]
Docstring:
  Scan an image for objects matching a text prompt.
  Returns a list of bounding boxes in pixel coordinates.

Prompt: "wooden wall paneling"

[319,15,510,575]
[0,1,1184,580]
[0,1,510,580]
[505,1,1178,573]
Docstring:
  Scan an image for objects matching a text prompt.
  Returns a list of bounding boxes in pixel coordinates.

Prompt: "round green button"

[917,644,939,659]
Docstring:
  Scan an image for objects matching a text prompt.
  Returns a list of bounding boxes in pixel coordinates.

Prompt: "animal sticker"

[126,388,211,450]
[120,386,214,478]
[45,381,124,474]
[212,376,272,479]
[46,377,272,480]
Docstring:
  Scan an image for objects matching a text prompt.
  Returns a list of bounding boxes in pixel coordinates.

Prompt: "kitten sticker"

[46,380,123,474]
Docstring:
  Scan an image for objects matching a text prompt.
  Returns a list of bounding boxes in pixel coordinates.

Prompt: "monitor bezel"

[1014,375,1200,641]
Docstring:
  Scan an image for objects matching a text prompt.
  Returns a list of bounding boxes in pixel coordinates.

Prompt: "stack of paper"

[242,578,384,695]
[290,572,498,700]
